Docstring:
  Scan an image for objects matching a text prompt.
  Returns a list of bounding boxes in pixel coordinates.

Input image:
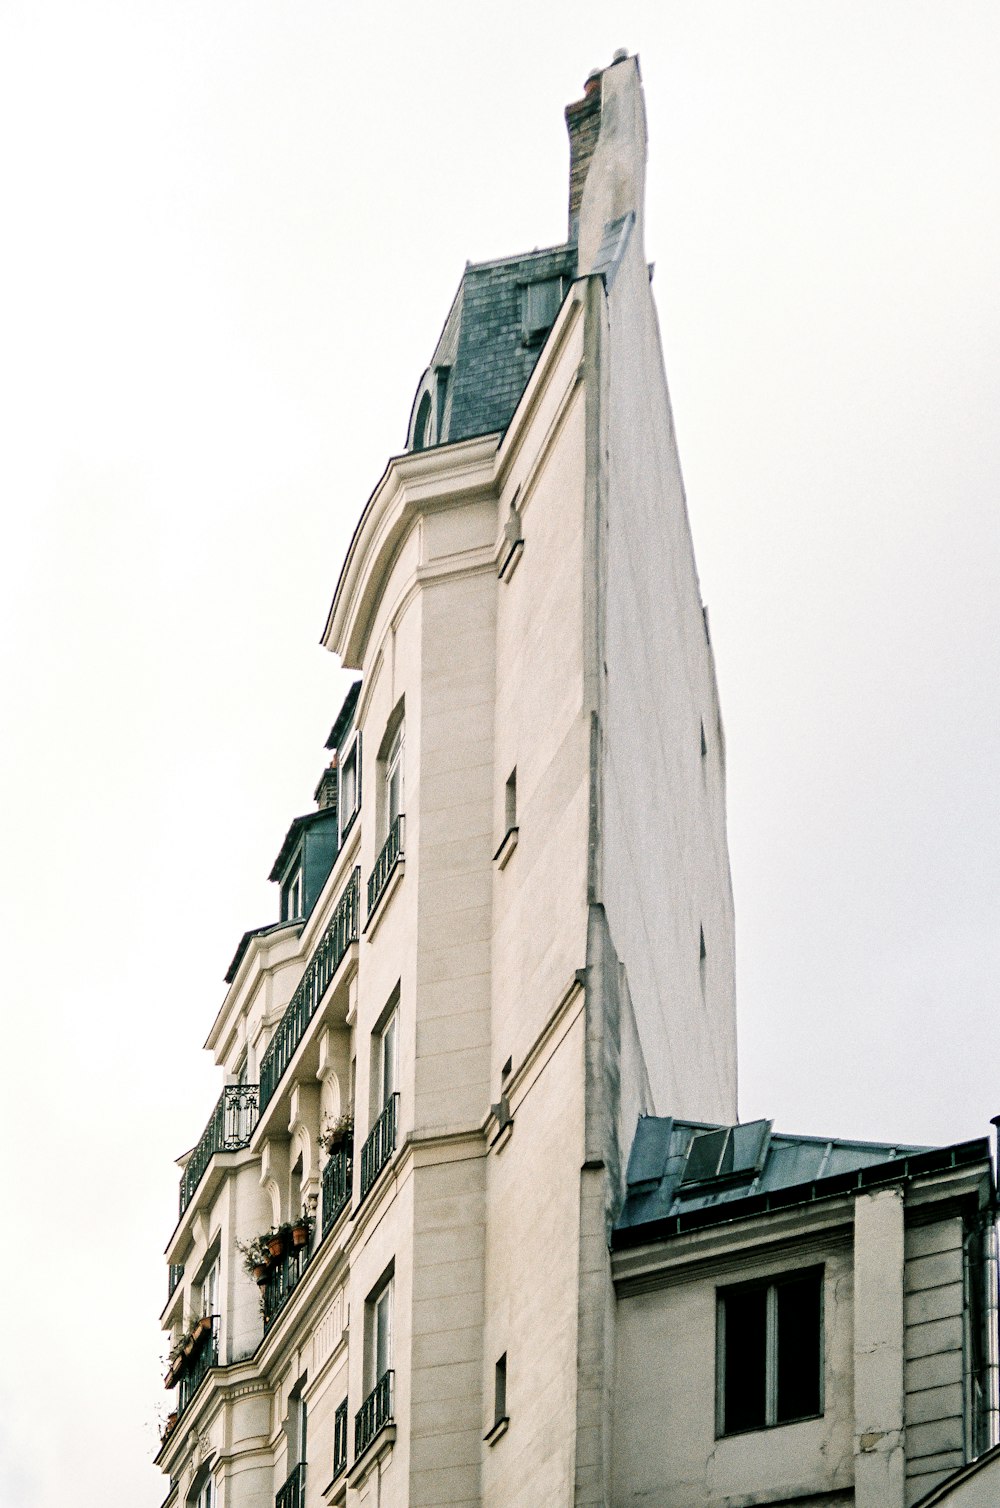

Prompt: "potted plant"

[266,1225,287,1260]
[237,1234,272,1281]
[291,1207,311,1248]
[193,1314,213,1344]
[320,1113,354,1153]
[181,1328,196,1359]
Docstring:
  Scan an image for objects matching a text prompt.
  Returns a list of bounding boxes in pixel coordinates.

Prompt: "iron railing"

[367,815,404,917]
[179,1086,259,1216]
[359,1094,398,1203]
[168,1263,184,1299]
[322,1142,353,1237]
[355,1370,393,1460]
[333,1398,349,1478]
[274,1461,305,1508]
[178,1316,218,1415]
[262,1242,311,1330]
[259,867,361,1112]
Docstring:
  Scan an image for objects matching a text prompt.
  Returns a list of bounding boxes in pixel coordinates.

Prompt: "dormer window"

[281,866,303,922]
[521,277,566,345]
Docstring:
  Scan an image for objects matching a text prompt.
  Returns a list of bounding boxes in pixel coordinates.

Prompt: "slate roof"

[613,1116,990,1249]
[414,242,578,448]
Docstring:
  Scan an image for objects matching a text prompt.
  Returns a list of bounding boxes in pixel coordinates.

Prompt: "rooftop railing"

[359,1094,398,1204]
[274,1461,305,1508]
[259,867,360,1113]
[178,1316,218,1415]
[333,1398,349,1479]
[367,815,404,917]
[355,1369,393,1461]
[262,1241,311,1331]
[179,1086,259,1217]
[321,1141,353,1238]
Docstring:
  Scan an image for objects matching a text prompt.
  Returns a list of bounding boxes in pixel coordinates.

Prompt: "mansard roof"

[613,1115,991,1249]
[406,241,577,449]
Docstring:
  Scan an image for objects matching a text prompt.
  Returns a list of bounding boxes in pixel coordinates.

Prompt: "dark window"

[504,768,517,832]
[414,391,433,451]
[718,1268,823,1435]
[521,278,564,343]
[494,1353,508,1425]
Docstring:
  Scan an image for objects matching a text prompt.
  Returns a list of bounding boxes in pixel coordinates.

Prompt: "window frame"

[715,1265,825,1438]
[385,724,404,834]
[366,1269,394,1394]
[339,731,361,843]
[281,865,303,923]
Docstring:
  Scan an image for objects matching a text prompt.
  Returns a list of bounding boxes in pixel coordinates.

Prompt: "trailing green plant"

[320,1113,354,1152]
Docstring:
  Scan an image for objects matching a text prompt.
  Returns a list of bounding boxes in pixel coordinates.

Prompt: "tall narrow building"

[158,54,738,1508]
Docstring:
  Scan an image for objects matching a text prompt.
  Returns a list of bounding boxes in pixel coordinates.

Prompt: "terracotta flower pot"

[257,1277,268,1293]
[253,1262,268,1281]
[292,1224,308,1248]
[182,1337,195,1358]
[267,1235,284,1259]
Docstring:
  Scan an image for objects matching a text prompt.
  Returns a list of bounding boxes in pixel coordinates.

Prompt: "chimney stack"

[565,68,603,243]
[314,756,339,814]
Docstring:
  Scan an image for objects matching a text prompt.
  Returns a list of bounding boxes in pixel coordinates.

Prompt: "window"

[192,1478,213,1508]
[377,1010,397,1113]
[339,733,360,841]
[521,277,565,343]
[386,725,404,831]
[413,390,433,451]
[494,1353,508,1426]
[201,1257,219,1320]
[282,866,303,922]
[366,1272,393,1391]
[717,1268,823,1436]
[504,768,517,834]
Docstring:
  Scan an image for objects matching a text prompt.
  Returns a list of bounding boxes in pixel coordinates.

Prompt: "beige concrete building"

[156,53,999,1508]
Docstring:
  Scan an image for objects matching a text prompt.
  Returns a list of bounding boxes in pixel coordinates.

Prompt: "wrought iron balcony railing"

[274,1461,305,1508]
[355,1369,393,1461]
[359,1094,398,1203]
[367,815,404,917]
[333,1397,349,1478]
[262,1242,311,1330]
[168,1263,184,1299]
[259,867,361,1112]
[179,1086,259,1217]
[178,1316,218,1415]
[322,1142,353,1237]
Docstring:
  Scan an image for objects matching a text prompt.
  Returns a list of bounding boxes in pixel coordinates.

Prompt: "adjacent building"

[156,53,998,1508]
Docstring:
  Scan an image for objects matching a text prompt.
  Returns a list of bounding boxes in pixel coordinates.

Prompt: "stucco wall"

[611,1242,856,1508]
[904,1215,968,1503]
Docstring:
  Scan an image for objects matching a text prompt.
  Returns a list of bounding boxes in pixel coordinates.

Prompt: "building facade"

[157,53,998,1508]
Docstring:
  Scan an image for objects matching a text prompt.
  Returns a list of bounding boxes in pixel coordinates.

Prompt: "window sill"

[484,1416,510,1446]
[493,827,519,870]
[347,1423,396,1489]
[363,857,404,939]
[498,538,524,583]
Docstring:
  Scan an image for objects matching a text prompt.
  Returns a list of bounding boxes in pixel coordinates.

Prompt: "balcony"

[262,1241,311,1330]
[355,1369,393,1461]
[321,1142,353,1238]
[333,1398,349,1479]
[359,1094,398,1204]
[179,1086,259,1217]
[275,1462,305,1508]
[259,867,360,1113]
[367,815,404,919]
[178,1316,218,1415]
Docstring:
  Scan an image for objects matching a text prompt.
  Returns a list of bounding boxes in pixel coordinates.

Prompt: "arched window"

[413,391,433,451]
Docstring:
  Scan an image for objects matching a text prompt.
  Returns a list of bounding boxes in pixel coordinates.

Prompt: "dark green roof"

[613,1116,990,1249]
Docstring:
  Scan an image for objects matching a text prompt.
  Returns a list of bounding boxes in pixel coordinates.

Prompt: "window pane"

[381,1014,397,1104]
[723,1287,767,1434]
[776,1273,822,1422]
[376,1287,392,1378]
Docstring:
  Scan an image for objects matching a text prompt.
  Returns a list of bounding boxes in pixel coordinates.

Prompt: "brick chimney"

[565,69,603,243]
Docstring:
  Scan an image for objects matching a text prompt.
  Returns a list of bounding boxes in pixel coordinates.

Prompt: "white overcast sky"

[1,3,998,1503]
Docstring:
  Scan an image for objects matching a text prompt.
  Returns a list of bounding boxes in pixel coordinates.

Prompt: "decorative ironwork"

[178,1316,218,1415]
[322,1142,353,1237]
[360,1094,398,1203]
[179,1086,259,1216]
[168,1263,184,1299]
[367,815,404,917]
[274,1461,305,1508]
[262,1242,311,1330]
[259,867,361,1112]
[355,1369,393,1460]
[333,1398,349,1478]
